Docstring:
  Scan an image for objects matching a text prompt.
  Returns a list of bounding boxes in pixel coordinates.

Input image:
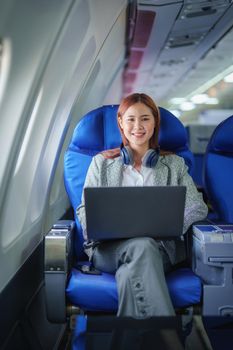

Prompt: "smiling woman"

[117,93,158,170]
[1,0,233,348]
[76,92,208,324]
[118,103,155,163]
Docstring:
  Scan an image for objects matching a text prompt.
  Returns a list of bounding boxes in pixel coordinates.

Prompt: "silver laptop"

[84,186,186,241]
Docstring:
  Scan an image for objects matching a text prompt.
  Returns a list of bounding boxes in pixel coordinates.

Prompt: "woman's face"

[118,102,155,151]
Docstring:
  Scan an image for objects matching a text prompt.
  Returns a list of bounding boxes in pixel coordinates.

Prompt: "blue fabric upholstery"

[67,266,201,311]
[185,124,216,188]
[72,315,87,350]
[67,266,118,312]
[192,154,204,187]
[64,105,201,312]
[64,105,121,259]
[203,115,233,223]
[70,269,201,350]
[159,107,194,175]
[166,268,202,308]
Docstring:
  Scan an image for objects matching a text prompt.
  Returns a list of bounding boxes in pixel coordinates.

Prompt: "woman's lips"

[132,132,145,137]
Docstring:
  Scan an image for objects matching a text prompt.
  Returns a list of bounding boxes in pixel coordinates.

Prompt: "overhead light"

[191,94,209,104]
[206,97,219,105]
[170,97,185,104]
[223,72,233,83]
[180,101,195,111]
[185,64,233,99]
[190,94,219,105]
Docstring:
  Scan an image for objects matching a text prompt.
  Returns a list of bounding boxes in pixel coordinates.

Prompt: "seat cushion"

[66,266,201,312]
[66,267,118,312]
[166,268,202,308]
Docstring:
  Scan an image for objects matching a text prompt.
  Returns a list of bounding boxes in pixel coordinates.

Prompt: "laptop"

[84,186,186,241]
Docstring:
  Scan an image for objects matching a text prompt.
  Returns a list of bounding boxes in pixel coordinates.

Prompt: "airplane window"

[0,39,2,65]
[0,38,11,106]
[14,88,43,175]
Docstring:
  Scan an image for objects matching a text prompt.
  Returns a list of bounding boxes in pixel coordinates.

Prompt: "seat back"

[203,115,233,223]
[64,105,194,258]
[186,124,216,187]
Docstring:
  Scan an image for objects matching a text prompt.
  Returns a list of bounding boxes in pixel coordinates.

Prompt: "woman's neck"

[130,146,149,170]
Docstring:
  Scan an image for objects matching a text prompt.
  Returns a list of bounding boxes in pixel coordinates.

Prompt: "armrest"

[185,219,211,264]
[44,220,75,323]
[191,221,233,316]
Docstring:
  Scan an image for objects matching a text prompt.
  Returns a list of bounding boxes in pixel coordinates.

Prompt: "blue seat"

[186,124,216,188]
[203,115,233,223]
[201,115,233,349]
[64,104,202,313]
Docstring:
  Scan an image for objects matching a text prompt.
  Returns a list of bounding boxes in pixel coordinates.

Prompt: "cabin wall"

[0,0,127,293]
[0,0,128,348]
[45,3,127,232]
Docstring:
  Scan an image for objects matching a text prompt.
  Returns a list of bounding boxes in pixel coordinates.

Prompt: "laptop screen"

[84,186,186,241]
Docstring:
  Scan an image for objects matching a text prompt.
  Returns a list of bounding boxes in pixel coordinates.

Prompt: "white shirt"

[122,164,155,186]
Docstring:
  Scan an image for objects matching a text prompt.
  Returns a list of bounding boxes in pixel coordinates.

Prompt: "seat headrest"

[69,105,189,153]
[70,105,121,153]
[159,107,188,151]
[207,115,233,154]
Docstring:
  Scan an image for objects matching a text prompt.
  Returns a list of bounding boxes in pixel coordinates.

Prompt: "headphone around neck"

[120,145,160,168]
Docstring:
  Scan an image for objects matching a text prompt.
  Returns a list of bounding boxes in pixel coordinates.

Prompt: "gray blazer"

[77,153,208,264]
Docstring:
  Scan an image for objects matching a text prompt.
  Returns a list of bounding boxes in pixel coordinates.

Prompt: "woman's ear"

[118,117,123,129]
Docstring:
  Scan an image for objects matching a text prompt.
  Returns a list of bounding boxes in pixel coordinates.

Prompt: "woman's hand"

[101,148,121,159]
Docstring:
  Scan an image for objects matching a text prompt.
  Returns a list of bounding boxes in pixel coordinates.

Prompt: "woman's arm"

[178,158,208,233]
[76,154,102,240]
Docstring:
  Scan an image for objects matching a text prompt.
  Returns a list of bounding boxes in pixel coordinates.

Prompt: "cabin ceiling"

[124,0,233,119]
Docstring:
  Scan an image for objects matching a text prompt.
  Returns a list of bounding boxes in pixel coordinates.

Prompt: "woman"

[77,93,208,318]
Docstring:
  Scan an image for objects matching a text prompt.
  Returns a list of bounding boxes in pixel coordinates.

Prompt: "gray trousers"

[92,237,176,318]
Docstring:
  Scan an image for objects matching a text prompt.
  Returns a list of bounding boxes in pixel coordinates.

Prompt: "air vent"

[186,8,216,18]
[181,0,230,19]
[153,73,169,78]
[160,59,186,66]
[167,33,204,48]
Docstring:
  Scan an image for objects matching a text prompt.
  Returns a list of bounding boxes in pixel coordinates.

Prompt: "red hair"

[117,93,160,150]
[101,93,172,159]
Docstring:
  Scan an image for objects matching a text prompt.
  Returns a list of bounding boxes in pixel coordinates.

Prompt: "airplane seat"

[203,115,233,223]
[64,105,195,260]
[186,124,216,193]
[64,104,201,304]
[193,115,233,344]
[63,105,122,260]
[45,105,202,348]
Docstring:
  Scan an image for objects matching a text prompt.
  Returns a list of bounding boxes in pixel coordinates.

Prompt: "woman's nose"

[134,119,142,128]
